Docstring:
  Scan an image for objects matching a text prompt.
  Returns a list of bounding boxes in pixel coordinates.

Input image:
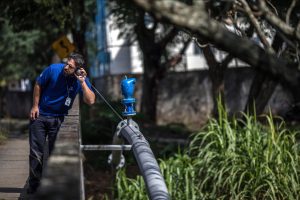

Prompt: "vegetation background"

[1,0,300,199]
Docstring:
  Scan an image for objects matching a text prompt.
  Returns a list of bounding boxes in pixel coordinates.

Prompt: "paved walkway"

[0,130,29,200]
[0,98,80,199]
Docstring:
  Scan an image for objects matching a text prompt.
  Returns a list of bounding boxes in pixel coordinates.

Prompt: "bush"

[81,101,122,145]
[116,109,300,199]
[0,130,7,144]
[116,154,198,200]
[190,112,300,199]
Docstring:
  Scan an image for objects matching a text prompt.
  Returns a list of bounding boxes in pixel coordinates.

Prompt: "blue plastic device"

[121,77,136,116]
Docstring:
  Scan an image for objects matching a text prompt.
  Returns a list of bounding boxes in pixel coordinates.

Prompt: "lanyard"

[66,78,70,98]
[66,77,75,98]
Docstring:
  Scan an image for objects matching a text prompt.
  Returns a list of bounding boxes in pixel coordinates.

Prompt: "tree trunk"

[71,0,88,66]
[135,15,160,122]
[135,11,178,123]
[141,59,160,122]
[202,46,226,118]
[210,69,225,118]
[244,72,277,115]
[281,82,300,121]
[132,0,300,87]
[72,29,87,63]
[244,34,283,115]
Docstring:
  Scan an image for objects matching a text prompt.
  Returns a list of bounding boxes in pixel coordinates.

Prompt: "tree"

[202,45,233,118]
[0,19,48,80]
[109,0,188,122]
[131,0,300,117]
[0,0,96,81]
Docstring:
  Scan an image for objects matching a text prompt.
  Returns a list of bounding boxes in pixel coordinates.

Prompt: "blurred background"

[1,0,300,199]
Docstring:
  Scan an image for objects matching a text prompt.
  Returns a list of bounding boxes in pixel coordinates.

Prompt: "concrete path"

[0,131,29,200]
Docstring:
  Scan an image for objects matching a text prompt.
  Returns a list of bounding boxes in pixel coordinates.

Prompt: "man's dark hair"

[68,52,85,68]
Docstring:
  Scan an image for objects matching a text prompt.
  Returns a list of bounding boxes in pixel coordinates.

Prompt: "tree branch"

[258,0,300,42]
[162,39,191,71]
[202,45,218,68]
[132,0,300,86]
[179,38,191,55]
[159,27,178,49]
[286,0,297,25]
[239,0,274,53]
[220,54,233,70]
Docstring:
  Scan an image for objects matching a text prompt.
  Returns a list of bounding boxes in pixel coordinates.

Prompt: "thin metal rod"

[91,85,124,121]
[78,115,85,200]
[81,145,132,151]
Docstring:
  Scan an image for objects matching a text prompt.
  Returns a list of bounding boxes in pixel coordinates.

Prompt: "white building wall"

[109,45,132,74]
[104,18,252,76]
[130,44,143,74]
[106,16,143,75]
[107,18,131,74]
[185,42,208,71]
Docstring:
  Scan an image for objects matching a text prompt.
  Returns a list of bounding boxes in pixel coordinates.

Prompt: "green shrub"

[115,108,300,199]
[160,154,199,200]
[116,170,147,200]
[116,153,199,200]
[0,130,7,144]
[190,112,300,199]
[81,101,121,145]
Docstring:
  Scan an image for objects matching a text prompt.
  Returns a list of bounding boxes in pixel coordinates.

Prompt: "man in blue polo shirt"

[27,52,95,194]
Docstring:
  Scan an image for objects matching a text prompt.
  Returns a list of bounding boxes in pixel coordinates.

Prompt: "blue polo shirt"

[36,63,93,116]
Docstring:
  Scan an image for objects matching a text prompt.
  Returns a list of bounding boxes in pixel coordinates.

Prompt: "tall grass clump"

[190,106,300,199]
[116,153,199,200]
[0,130,7,144]
[115,104,300,199]
[116,170,147,200]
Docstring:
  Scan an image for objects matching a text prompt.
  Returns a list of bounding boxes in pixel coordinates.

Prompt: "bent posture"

[28,52,95,194]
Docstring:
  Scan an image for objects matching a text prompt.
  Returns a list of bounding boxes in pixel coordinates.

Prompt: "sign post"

[52,35,76,59]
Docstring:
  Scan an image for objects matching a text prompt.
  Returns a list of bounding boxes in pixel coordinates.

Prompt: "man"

[28,52,95,194]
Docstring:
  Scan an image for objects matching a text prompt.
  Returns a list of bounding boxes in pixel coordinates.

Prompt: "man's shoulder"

[45,63,64,79]
[49,63,64,70]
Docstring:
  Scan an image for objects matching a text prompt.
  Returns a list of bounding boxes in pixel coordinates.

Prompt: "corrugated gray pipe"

[120,121,170,200]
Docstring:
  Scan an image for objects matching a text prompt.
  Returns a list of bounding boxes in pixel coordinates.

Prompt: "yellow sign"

[52,35,76,59]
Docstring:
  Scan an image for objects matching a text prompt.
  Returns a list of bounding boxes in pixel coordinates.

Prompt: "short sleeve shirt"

[36,63,93,116]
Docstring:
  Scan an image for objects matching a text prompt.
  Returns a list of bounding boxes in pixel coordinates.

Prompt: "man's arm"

[30,82,41,120]
[80,81,95,105]
[75,68,95,105]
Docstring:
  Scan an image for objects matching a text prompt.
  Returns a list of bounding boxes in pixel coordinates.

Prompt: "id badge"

[65,97,72,106]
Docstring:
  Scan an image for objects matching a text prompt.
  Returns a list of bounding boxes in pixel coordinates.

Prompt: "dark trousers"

[28,115,64,189]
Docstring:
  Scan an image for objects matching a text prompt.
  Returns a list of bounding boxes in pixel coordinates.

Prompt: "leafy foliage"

[80,101,123,145]
[107,0,140,42]
[0,130,7,144]
[0,0,96,81]
[1,0,72,32]
[116,108,300,199]
[0,19,54,80]
[190,113,300,199]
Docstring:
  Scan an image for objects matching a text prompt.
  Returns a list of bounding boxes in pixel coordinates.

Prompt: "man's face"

[64,59,77,76]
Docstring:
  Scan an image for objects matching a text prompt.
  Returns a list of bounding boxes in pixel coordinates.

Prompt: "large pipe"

[120,122,170,200]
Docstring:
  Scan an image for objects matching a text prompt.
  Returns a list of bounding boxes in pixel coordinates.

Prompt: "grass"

[115,105,300,199]
[190,112,300,199]
[0,129,7,144]
[81,100,192,199]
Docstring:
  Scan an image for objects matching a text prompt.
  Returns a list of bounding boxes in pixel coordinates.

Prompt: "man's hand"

[74,68,87,83]
[76,69,95,105]
[30,106,39,120]
[31,82,41,120]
